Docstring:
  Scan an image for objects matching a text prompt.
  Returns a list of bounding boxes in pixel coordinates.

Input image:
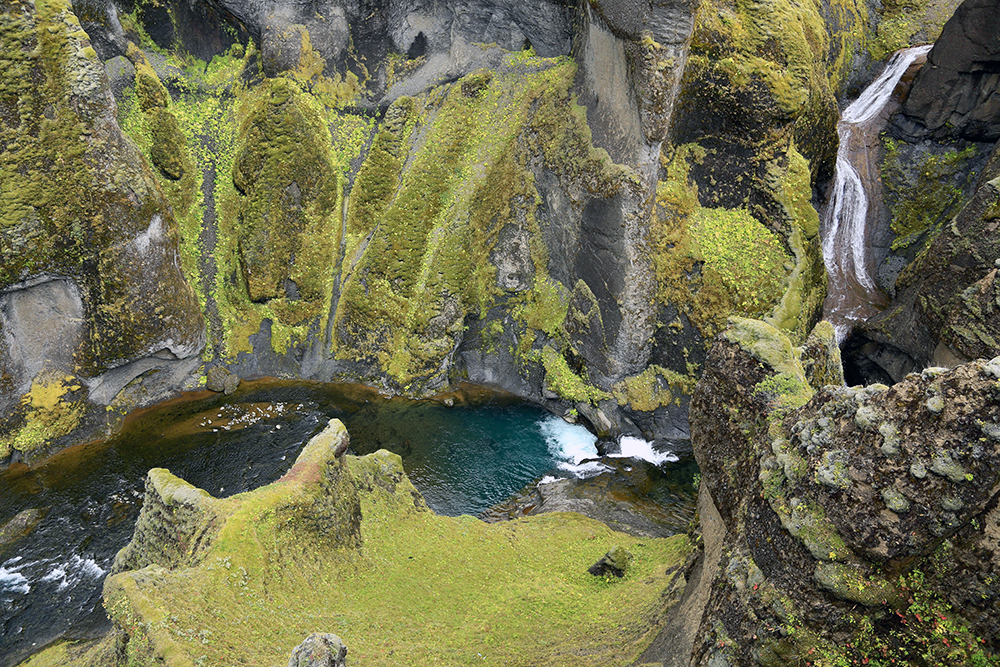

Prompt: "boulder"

[205,366,240,395]
[288,633,348,667]
[588,544,633,578]
[0,508,47,552]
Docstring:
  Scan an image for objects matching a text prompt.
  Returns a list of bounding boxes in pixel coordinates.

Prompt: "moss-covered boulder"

[101,418,691,667]
[683,317,1000,665]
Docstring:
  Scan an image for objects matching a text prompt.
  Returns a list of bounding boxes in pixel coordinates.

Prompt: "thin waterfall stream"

[821,45,933,341]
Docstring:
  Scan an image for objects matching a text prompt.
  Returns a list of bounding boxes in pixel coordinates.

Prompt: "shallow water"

[0,380,692,665]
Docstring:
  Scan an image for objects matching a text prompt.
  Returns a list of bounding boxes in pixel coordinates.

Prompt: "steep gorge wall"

[0,0,963,463]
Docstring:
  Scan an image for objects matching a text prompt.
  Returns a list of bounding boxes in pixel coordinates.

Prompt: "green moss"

[104,438,690,667]
[693,207,789,313]
[689,0,837,119]
[815,563,901,606]
[867,0,958,61]
[770,494,849,562]
[653,146,811,339]
[149,108,186,179]
[132,54,169,111]
[612,365,697,412]
[540,346,611,404]
[517,280,570,338]
[333,55,629,390]
[0,373,85,457]
[882,138,978,251]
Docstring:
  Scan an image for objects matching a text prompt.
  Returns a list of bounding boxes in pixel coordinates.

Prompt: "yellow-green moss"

[653,146,792,337]
[882,138,978,251]
[333,54,630,390]
[867,0,959,61]
[612,365,698,412]
[0,373,85,457]
[539,346,611,404]
[689,0,834,119]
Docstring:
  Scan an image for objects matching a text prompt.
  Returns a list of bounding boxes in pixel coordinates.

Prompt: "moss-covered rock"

[685,319,1000,664]
[0,0,203,461]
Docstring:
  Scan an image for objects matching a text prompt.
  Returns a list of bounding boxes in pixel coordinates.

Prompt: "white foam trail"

[538,414,608,477]
[612,436,680,465]
[0,566,30,596]
[40,555,106,592]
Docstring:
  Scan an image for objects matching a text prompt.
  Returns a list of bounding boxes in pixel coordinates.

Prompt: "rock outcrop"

[893,0,1000,142]
[683,317,999,665]
[854,139,1000,381]
[0,0,205,465]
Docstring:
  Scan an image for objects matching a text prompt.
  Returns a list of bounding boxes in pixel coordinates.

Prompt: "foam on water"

[41,555,105,593]
[612,436,680,465]
[0,560,30,597]
[538,414,607,477]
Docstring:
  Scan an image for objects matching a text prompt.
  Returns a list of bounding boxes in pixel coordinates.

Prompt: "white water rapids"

[821,45,933,342]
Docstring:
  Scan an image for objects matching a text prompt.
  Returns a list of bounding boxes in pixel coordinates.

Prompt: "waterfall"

[821,45,933,342]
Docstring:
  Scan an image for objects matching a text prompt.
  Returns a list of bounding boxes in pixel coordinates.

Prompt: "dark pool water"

[0,380,693,665]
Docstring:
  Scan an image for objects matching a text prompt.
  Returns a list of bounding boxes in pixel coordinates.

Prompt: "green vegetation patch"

[539,346,611,404]
[104,444,689,667]
[0,372,85,458]
[882,138,978,252]
[613,365,697,412]
[653,146,795,338]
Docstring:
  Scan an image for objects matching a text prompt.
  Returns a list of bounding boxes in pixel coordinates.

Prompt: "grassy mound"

[95,420,689,667]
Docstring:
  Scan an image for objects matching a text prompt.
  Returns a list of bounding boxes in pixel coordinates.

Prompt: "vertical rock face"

[0,0,204,464]
[894,0,1000,142]
[853,139,1000,381]
[687,317,1000,666]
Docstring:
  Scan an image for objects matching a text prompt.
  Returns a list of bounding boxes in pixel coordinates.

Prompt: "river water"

[0,380,692,665]
[821,45,932,341]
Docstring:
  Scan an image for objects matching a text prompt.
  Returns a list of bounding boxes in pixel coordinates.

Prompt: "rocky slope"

[1,0,951,462]
[682,317,999,666]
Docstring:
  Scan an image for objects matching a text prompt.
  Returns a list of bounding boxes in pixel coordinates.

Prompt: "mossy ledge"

[96,419,690,667]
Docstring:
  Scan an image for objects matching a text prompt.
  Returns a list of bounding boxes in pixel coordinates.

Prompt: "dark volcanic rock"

[894,0,1000,142]
[854,140,1000,381]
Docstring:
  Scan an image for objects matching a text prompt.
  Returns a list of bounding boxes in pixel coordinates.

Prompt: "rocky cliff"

[847,0,1000,382]
[1,0,943,462]
[684,317,999,666]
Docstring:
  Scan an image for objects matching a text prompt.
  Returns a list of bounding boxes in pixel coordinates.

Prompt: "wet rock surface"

[483,456,698,539]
